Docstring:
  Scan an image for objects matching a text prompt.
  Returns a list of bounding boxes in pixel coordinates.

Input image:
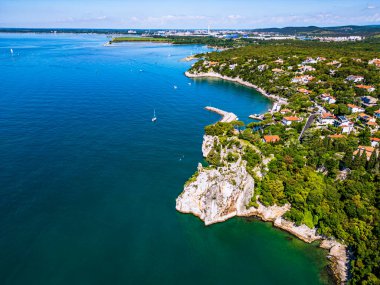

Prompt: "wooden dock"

[205,106,238,123]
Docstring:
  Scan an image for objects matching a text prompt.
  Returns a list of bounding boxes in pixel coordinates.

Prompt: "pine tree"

[359,150,368,168]
[343,148,353,169]
[358,127,371,146]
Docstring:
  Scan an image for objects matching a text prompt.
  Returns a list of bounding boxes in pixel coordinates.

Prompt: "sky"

[0,0,379,29]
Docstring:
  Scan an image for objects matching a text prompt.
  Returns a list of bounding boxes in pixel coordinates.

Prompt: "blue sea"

[0,33,331,284]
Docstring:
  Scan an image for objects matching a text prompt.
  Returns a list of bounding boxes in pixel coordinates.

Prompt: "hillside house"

[369,58,380,68]
[263,135,281,143]
[291,75,314,84]
[356,85,375,93]
[318,112,336,125]
[346,75,364,83]
[353,146,378,161]
[371,137,380,147]
[361,96,378,106]
[347,104,365,113]
[282,116,302,126]
[320,93,336,104]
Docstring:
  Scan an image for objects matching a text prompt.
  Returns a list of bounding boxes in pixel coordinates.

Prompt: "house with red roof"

[358,113,376,123]
[371,137,380,147]
[353,146,378,160]
[369,58,380,68]
[347,104,365,113]
[297,88,312,95]
[318,112,336,125]
[366,121,379,131]
[282,116,302,126]
[280,108,292,114]
[263,135,281,143]
[356,85,375,93]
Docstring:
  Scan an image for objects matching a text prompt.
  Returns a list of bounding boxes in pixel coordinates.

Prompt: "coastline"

[176,115,348,284]
[185,71,288,106]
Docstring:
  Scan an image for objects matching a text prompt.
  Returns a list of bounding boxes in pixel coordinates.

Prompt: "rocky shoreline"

[176,134,348,284]
[185,71,288,106]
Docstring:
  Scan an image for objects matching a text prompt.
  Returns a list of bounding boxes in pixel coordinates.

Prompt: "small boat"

[10,48,14,54]
[173,85,178,89]
[188,83,191,86]
[152,109,157,122]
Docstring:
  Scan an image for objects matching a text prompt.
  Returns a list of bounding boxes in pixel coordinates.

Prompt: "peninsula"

[177,39,380,284]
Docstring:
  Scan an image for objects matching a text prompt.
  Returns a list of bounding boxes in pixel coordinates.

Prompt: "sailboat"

[152,109,157,122]
[10,48,14,55]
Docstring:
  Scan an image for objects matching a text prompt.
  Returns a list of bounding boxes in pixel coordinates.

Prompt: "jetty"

[205,106,238,123]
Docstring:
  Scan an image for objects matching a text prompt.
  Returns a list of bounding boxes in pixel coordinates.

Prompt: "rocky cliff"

[176,135,255,225]
[176,134,348,283]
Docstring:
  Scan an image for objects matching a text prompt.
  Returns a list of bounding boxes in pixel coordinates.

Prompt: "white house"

[302,57,317,64]
[318,113,336,125]
[282,116,302,126]
[320,93,336,104]
[371,137,380,147]
[347,104,365,113]
[258,64,268,72]
[298,65,316,73]
[291,75,314,84]
[346,75,364,83]
[339,121,355,134]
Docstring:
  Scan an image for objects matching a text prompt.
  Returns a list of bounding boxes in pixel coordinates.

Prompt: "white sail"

[152,109,157,122]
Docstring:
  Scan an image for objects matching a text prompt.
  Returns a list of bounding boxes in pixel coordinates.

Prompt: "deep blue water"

[0,33,330,284]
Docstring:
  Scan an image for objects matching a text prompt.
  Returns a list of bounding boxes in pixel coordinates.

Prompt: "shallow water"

[0,33,330,284]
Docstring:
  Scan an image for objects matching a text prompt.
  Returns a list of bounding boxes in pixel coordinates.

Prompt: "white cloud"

[227,15,243,20]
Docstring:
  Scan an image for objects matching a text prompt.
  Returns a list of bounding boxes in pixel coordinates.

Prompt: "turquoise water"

[0,33,330,284]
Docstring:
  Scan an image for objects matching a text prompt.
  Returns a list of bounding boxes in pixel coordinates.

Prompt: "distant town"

[144,29,364,42]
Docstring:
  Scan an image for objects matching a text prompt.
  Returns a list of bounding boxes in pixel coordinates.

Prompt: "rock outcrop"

[202,135,216,158]
[176,136,255,225]
[320,240,348,284]
[176,134,348,284]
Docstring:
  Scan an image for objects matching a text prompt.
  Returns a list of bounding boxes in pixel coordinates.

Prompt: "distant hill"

[252,25,380,37]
